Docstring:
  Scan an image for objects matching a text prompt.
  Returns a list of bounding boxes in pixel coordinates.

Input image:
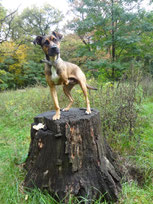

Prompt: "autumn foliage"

[0,1,153,90]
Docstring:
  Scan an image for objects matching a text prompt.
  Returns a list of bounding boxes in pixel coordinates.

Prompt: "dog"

[33,31,97,120]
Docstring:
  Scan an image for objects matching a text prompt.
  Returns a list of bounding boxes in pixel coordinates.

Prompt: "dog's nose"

[48,45,59,56]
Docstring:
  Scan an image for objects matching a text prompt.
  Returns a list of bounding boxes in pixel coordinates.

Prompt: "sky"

[1,0,69,14]
[1,0,153,13]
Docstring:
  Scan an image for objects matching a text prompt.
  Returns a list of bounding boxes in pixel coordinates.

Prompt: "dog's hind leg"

[79,81,91,114]
[62,84,75,111]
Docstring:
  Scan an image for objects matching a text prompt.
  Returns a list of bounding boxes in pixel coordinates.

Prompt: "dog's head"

[33,31,63,57]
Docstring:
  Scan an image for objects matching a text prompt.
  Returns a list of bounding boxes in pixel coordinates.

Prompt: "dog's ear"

[52,31,63,41]
[33,36,43,45]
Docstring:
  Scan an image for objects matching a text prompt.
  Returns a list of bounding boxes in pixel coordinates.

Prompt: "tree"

[11,4,64,43]
[0,41,28,89]
[68,0,153,80]
[0,3,17,43]
[135,11,153,74]
[0,4,64,90]
[60,34,86,66]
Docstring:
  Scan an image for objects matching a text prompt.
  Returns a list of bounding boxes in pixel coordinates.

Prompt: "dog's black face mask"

[48,44,60,57]
[33,31,63,57]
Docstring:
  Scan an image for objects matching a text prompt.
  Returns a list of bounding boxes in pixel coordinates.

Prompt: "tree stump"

[24,108,121,202]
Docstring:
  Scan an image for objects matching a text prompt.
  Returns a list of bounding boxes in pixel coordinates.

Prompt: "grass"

[118,97,153,204]
[134,100,153,168]
[0,85,153,203]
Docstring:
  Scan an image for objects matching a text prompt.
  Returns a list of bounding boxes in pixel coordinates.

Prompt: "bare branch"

[0,8,18,43]
[0,8,18,23]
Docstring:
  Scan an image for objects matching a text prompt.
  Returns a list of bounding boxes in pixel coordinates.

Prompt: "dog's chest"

[51,66,60,84]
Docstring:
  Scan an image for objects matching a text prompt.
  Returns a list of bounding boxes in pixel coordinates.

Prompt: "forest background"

[0,0,153,90]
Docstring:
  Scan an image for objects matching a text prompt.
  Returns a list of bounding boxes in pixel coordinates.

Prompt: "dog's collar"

[53,54,60,62]
[46,54,60,63]
[45,54,50,61]
[42,54,61,67]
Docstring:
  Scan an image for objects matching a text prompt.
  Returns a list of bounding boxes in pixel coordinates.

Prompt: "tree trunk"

[24,108,122,202]
[111,0,116,80]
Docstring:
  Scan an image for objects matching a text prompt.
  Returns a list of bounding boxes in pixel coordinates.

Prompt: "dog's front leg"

[49,85,60,120]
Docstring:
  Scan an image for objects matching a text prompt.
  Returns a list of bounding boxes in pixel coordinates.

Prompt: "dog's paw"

[62,108,69,112]
[53,114,60,120]
[85,110,91,115]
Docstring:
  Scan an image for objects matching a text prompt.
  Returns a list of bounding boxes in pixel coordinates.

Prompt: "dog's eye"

[44,40,49,45]
[53,38,57,43]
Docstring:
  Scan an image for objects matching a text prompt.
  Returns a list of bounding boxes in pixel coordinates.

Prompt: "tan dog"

[34,31,97,120]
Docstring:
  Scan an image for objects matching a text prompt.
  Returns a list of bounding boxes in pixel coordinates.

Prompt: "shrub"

[23,60,46,87]
[140,74,153,97]
[88,68,144,143]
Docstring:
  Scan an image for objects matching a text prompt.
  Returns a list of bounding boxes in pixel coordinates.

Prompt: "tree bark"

[111,0,116,80]
[24,108,121,202]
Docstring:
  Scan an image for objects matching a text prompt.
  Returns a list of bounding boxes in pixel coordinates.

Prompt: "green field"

[0,85,153,203]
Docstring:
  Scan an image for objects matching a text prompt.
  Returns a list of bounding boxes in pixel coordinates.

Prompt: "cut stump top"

[34,108,99,124]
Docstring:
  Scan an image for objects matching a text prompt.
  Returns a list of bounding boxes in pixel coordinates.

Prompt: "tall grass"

[0,73,153,203]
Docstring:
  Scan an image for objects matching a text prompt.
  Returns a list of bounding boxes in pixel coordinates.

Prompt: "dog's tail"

[86,84,98,90]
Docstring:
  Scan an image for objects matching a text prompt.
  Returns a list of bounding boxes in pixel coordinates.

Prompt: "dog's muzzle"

[48,45,60,56]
